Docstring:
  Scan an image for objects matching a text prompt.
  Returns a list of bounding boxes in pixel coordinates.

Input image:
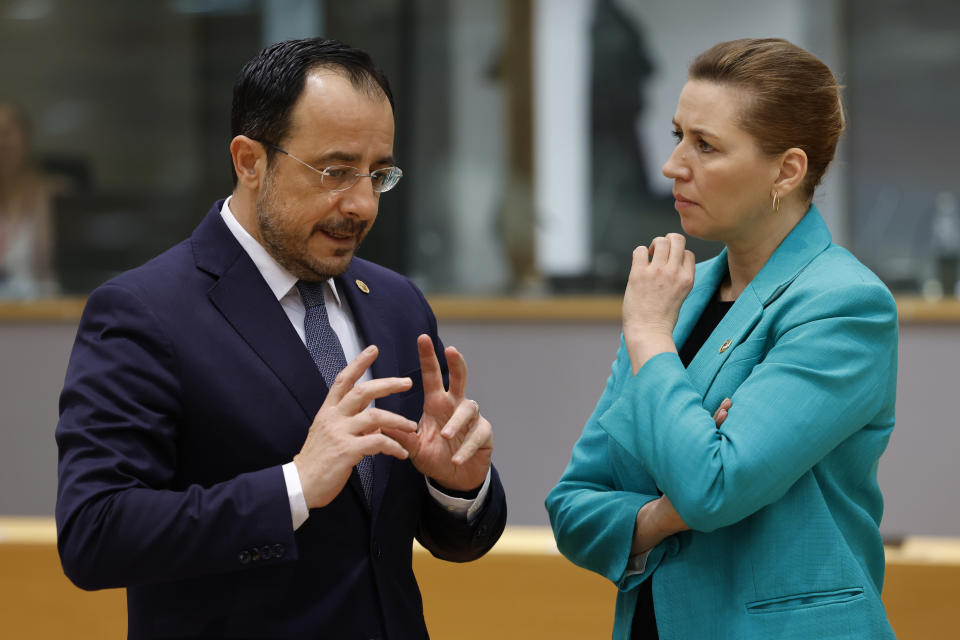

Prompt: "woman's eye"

[698,138,714,153]
[671,129,683,143]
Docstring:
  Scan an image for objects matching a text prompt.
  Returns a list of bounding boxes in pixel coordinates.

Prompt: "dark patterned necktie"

[297,280,374,505]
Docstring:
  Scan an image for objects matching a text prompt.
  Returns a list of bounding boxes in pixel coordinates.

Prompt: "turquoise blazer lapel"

[675,206,833,404]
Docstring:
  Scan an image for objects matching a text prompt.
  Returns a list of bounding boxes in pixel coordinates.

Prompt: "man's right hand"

[293,345,418,509]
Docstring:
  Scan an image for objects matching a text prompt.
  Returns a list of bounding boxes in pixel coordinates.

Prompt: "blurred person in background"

[547,38,898,639]
[0,99,57,298]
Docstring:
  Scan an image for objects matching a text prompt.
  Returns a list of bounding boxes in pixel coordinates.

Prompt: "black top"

[678,293,735,367]
[631,289,734,639]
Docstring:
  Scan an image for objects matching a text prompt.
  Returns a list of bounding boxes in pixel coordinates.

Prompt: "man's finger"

[350,408,418,435]
[355,432,409,460]
[417,334,445,396]
[326,345,379,404]
[338,377,413,415]
[441,398,479,439]
[446,347,467,400]
[451,416,492,465]
[381,426,419,459]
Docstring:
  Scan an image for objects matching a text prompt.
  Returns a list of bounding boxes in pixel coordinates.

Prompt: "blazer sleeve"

[546,338,669,591]
[416,466,507,562]
[597,280,898,532]
[409,279,508,562]
[55,283,297,590]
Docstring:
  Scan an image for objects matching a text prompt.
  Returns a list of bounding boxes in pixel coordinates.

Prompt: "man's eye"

[324,168,350,179]
[698,139,714,152]
[671,129,682,143]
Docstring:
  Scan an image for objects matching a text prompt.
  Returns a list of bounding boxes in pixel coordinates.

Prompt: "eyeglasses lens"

[321,165,402,193]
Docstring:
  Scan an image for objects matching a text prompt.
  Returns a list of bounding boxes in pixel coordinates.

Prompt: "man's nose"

[338,178,379,220]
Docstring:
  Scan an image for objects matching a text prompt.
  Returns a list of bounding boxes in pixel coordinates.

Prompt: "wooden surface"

[4,294,960,324]
[0,297,87,322]
[2,519,958,639]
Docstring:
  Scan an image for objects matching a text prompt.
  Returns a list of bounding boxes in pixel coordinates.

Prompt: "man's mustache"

[313,217,368,237]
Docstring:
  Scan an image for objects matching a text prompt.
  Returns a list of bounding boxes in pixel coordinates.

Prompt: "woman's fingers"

[714,398,732,427]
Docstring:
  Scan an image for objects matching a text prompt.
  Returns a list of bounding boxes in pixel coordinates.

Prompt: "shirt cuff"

[625,549,652,577]
[282,461,310,531]
[425,469,492,523]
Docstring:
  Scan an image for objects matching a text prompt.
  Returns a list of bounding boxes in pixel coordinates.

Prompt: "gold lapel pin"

[355,279,370,294]
[719,339,732,353]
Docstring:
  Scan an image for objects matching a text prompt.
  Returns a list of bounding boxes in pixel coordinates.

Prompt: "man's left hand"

[383,334,492,492]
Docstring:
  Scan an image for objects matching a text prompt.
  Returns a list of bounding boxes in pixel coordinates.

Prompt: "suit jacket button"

[250,547,260,562]
[259,545,273,560]
[238,550,251,564]
[272,544,285,559]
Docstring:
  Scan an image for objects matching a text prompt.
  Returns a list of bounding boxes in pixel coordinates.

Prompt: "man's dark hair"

[230,38,394,184]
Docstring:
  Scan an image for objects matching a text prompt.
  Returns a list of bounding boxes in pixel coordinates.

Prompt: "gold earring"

[772,191,781,214]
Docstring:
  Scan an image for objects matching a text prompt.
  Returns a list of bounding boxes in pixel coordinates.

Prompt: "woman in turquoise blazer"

[546,39,898,639]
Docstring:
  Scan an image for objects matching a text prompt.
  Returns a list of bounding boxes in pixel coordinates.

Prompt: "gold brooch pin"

[719,339,732,353]
[355,279,370,294]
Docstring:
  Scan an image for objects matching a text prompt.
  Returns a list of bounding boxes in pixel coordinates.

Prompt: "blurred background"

[2,0,957,299]
[2,0,960,537]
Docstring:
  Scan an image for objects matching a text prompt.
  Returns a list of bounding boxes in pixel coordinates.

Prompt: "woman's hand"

[622,233,695,374]
[631,494,689,556]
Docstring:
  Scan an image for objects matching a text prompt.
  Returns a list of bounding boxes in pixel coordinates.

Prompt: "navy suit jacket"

[55,202,507,639]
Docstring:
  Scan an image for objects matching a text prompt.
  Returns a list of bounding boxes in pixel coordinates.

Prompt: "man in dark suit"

[55,38,506,639]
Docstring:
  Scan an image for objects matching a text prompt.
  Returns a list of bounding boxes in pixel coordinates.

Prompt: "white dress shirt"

[219,198,490,530]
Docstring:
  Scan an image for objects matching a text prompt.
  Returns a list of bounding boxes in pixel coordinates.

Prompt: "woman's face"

[662,80,781,243]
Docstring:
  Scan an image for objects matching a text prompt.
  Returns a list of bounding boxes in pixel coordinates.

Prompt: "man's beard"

[256,175,370,281]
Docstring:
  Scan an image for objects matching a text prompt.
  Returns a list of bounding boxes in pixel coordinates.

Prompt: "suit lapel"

[684,291,763,396]
[674,250,729,351]
[681,205,834,397]
[338,262,405,518]
[193,205,326,425]
[195,207,414,517]
[338,263,400,383]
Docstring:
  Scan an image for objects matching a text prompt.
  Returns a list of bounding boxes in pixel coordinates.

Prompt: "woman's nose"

[662,145,690,181]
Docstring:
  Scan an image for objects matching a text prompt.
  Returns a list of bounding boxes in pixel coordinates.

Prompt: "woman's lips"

[674,193,698,210]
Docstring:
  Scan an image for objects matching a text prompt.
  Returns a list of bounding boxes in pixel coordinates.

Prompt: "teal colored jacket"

[546,206,898,639]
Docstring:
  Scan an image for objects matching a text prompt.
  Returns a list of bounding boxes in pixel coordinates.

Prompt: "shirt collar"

[219,196,341,306]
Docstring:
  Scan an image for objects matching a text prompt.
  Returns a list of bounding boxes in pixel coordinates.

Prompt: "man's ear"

[230,135,267,190]
[773,147,808,198]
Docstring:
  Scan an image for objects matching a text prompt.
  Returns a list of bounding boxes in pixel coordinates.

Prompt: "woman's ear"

[773,147,808,198]
[230,135,267,190]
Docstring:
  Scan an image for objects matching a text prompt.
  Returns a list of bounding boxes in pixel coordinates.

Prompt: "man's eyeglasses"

[265,143,403,193]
